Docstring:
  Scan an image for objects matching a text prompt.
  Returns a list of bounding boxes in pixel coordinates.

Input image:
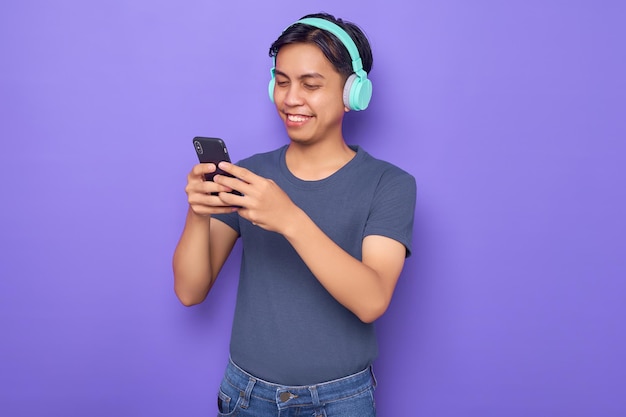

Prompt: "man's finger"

[192,163,216,176]
[217,161,256,182]
[213,174,246,196]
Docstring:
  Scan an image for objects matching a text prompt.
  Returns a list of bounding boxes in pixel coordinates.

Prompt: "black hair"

[269,12,373,78]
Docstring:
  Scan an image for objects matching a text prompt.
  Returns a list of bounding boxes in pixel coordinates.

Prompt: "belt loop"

[240,377,256,409]
[309,386,327,417]
[369,366,378,389]
[309,385,321,407]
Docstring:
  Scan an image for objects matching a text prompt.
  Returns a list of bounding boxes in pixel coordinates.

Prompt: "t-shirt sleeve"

[363,168,416,257]
[212,211,240,235]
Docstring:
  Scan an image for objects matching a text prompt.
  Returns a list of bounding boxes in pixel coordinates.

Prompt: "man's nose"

[283,85,304,106]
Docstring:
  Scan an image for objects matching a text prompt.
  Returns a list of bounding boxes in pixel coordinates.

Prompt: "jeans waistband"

[223,358,377,408]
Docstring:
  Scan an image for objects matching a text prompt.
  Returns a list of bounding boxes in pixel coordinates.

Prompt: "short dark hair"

[269,12,373,78]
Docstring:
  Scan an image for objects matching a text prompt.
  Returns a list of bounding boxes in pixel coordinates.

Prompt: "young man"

[173,12,416,416]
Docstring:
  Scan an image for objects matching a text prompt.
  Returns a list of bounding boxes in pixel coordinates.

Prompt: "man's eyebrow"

[274,69,326,80]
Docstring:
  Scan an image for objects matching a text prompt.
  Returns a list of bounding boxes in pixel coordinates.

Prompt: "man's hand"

[185,163,239,217]
[214,162,303,234]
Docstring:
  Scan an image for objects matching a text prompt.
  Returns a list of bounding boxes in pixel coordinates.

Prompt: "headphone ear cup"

[351,77,373,111]
[343,74,372,111]
[268,67,276,103]
[343,74,357,110]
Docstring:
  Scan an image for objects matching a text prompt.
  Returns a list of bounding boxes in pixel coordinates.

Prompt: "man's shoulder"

[357,147,415,183]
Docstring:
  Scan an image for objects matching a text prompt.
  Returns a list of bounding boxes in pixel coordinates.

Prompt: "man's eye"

[276,80,289,87]
[304,84,320,90]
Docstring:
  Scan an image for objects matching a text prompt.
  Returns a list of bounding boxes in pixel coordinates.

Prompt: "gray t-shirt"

[213,145,416,385]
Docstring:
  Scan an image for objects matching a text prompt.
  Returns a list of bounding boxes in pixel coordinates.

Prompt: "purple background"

[1,1,625,416]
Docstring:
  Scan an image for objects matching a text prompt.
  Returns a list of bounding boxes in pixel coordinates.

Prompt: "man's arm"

[172,209,238,306]
[284,212,406,323]
[172,163,239,306]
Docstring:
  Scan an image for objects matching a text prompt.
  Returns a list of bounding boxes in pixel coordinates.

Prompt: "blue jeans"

[216,358,377,417]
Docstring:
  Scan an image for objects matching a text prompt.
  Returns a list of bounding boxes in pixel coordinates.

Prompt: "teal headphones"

[268,17,373,111]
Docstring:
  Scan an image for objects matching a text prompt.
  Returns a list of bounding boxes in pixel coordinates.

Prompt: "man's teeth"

[288,115,310,122]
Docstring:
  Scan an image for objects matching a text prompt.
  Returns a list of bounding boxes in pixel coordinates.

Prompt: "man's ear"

[344,106,350,112]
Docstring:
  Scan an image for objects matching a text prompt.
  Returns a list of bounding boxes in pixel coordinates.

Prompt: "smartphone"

[192,136,242,195]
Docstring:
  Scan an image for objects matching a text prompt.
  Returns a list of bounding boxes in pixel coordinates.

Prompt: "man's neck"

[285,140,356,181]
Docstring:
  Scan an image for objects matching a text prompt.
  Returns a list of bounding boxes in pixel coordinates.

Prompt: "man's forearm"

[172,207,214,306]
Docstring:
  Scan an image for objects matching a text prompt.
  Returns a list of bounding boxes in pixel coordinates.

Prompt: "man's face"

[272,43,348,145]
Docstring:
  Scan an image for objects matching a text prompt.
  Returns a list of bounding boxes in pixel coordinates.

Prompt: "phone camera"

[194,140,203,154]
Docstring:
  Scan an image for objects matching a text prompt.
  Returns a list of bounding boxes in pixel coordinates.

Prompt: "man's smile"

[286,113,313,123]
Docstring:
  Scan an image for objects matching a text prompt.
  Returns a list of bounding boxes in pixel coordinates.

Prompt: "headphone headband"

[295,17,367,78]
